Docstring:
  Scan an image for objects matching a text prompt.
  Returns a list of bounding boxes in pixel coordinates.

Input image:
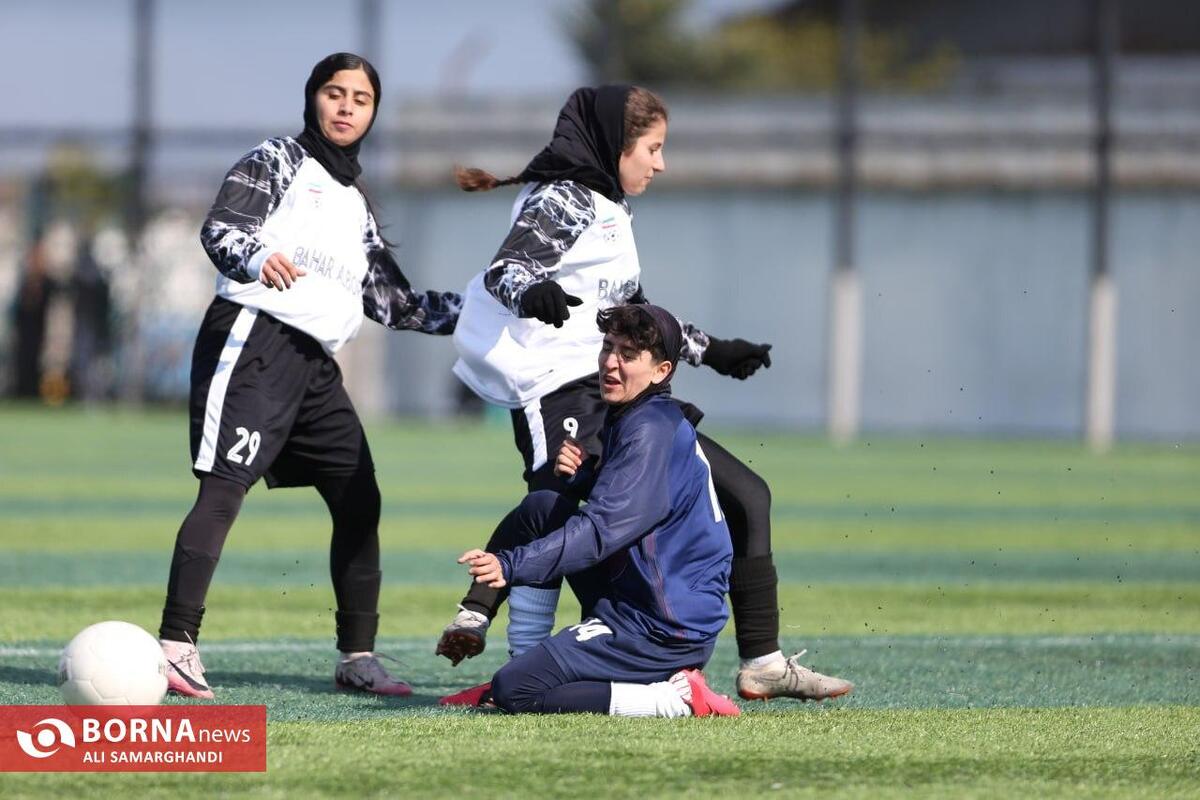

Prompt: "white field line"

[3,633,1199,659]
[0,640,441,658]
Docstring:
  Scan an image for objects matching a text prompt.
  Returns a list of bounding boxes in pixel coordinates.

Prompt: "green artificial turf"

[1,405,1196,797]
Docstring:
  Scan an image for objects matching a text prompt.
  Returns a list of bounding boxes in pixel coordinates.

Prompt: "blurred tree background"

[565,0,958,90]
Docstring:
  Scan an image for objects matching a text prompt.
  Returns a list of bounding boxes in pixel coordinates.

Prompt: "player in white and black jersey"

[438,85,852,704]
[157,53,462,699]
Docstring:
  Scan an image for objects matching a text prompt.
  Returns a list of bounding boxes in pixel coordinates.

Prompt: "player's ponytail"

[456,85,666,194]
[454,166,525,192]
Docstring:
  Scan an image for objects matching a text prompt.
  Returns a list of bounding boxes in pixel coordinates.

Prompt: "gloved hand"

[701,337,773,380]
[519,281,583,328]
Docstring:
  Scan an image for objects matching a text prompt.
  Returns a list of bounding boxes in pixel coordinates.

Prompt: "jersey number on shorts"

[693,442,724,523]
[569,618,613,642]
[226,427,262,466]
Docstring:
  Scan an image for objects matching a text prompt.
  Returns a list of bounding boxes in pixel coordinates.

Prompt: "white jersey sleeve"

[452,181,642,407]
[482,181,596,314]
[206,137,459,354]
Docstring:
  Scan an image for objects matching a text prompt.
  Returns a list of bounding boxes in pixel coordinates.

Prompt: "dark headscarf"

[605,304,684,422]
[518,85,631,203]
[295,53,381,187]
[636,303,683,387]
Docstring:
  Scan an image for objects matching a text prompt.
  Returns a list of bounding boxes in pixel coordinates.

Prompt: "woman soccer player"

[460,305,740,717]
[158,52,462,699]
[438,84,851,702]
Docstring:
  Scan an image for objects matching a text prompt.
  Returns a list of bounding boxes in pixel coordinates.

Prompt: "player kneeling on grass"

[452,305,739,717]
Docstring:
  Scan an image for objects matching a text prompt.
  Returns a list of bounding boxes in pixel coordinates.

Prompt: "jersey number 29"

[226,427,261,466]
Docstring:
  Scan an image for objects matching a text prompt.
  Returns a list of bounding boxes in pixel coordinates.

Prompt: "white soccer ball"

[58,621,169,705]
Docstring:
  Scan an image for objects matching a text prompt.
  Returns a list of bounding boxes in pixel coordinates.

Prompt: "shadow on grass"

[213,669,445,707]
[0,664,55,686]
[340,693,450,711]
[215,669,333,693]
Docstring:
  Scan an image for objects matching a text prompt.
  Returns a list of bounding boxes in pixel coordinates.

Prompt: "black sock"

[729,554,781,659]
[334,610,379,654]
[461,586,509,619]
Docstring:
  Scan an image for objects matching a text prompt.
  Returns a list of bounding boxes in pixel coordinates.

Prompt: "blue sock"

[506,586,560,657]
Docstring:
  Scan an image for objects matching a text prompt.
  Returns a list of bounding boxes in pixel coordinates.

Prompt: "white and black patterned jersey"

[200,137,461,354]
[452,179,710,408]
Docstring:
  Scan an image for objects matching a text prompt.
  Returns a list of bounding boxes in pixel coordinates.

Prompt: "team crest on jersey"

[600,216,619,243]
[307,183,323,208]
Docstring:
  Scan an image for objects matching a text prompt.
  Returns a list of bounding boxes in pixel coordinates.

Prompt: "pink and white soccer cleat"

[161,638,215,700]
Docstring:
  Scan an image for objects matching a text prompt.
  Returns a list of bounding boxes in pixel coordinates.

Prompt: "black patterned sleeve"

[361,214,463,335]
[199,138,305,282]
[627,282,711,367]
[678,321,712,367]
[483,181,596,314]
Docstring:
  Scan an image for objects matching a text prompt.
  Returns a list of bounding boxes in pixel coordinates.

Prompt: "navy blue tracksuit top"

[496,393,733,645]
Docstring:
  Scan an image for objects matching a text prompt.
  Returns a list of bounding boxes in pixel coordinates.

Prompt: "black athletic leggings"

[159,466,383,653]
[698,432,781,659]
[695,432,771,559]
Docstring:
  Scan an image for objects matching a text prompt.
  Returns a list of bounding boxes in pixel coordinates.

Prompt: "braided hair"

[454,86,667,192]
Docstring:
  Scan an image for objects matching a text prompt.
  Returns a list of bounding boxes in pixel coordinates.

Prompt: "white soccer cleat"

[161,638,215,700]
[335,652,413,697]
[736,650,854,702]
[435,605,490,666]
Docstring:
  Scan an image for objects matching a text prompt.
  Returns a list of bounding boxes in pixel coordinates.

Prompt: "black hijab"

[518,84,631,203]
[295,53,381,187]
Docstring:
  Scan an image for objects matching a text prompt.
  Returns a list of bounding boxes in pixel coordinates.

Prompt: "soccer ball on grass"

[58,621,169,705]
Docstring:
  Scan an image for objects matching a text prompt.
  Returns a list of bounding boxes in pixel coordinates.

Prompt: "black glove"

[519,281,583,328]
[702,337,773,380]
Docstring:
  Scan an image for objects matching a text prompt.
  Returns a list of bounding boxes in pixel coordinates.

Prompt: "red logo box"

[0,705,266,772]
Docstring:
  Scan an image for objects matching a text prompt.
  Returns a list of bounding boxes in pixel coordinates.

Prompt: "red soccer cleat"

[439,681,493,707]
[681,669,740,717]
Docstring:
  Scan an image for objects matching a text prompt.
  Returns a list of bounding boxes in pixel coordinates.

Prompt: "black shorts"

[510,374,704,492]
[188,297,372,490]
[511,374,606,491]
